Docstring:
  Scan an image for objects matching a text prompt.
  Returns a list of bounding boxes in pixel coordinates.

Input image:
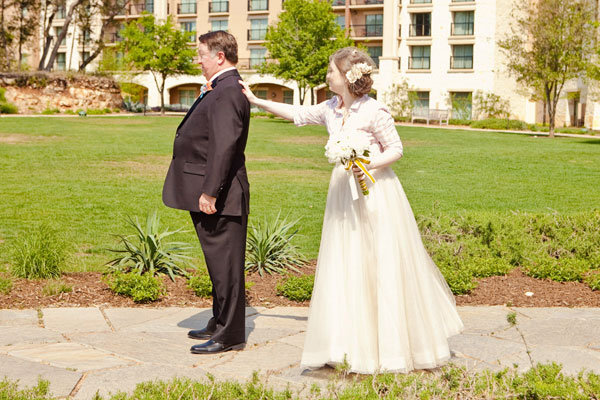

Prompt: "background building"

[38,0,600,129]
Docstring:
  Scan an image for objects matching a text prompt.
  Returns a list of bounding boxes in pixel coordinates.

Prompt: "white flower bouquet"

[325,132,376,198]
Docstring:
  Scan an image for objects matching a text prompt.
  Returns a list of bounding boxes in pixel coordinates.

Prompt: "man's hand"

[199,193,217,214]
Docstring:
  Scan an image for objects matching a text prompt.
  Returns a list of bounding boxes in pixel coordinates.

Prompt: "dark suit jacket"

[162,69,250,216]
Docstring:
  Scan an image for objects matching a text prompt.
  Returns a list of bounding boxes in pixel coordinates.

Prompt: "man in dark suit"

[162,31,250,354]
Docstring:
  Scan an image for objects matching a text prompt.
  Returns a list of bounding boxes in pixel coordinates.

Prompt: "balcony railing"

[107,33,123,43]
[450,55,473,69]
[129,2,154,14]
[410,0,431,3]
[209,1,229,12]
[408,56,430,69]
[178,2,197,14]
[332,0,384,5]
[248,0,268,11]
[247,28,267,41]
[351,24,383,37]
[409,23,431,36]
[237,57,275,70]
[451,22,474,35]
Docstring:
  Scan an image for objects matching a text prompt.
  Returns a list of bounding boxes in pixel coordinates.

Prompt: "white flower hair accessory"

[345,63,373,84]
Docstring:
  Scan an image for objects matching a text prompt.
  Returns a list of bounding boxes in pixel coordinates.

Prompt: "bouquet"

[325,132,376,198]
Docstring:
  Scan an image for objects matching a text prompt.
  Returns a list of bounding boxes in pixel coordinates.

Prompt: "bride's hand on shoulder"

[239,80,258,104]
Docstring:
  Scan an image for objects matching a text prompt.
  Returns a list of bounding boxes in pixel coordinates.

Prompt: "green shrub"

[107,210,193,281]
[63,109,76,115]
[449,118,473,126]
[471,118,529,131]
[0,276,13,294]
[42,280,73,296]
[523,256,589,282]
[0,102,18,114]
[0,377,52,399]
[41,107,60,115]
[438,265,477,295]
[0,87,6,102]
[276,274,314,302]
[104,272,165,303]
[462,256,513,278]
[583,270,600,291]
[245,213,307,276]
[188,273,212,298]
[393,115,410,122]
[11,224,67,279]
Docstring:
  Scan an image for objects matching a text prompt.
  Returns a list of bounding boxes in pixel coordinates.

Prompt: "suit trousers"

[190,212,247,345]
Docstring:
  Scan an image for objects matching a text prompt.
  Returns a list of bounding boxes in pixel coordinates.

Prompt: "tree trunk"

[0,0,8,70]
[542,99,547,125]
[298,85,305,105]
[43,0,85,71]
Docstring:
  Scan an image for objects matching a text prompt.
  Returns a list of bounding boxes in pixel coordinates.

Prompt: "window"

[56,53,66,71]
[367,46,382,68]
[411,91,430,110]
[411,0,431,3]
[451,45,473,69]
[179,89,196,106]
[82,29,91,43]
[365,14,383,37]
[55,27,66,46]
[409,46,430,69]
[452,11,474,35]
[249,0,268,11]
[80,51,89,61]
[450,92,472,119]
[210,1,229,13]
[179,0,196,14]
[249,18,268,40]
[336,15,345,29]
[181,21,196,42]
[145,0,154,13]
[56,6,66,19]
[283,90,293,105]
[410,13,431,36]
[211,19,228,32]
[250,48,267,68]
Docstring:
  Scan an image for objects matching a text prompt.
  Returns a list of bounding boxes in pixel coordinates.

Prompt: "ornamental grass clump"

[245,213,307,276]
[11,224,67,279]
[106,210,193,281]
[42,280,73,296]
[0,277,13,295]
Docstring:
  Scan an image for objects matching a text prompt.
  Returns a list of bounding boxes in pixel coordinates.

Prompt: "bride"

[239,47,464,374]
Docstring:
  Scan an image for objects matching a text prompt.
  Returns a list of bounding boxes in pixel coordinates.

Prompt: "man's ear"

[217,51,226,66]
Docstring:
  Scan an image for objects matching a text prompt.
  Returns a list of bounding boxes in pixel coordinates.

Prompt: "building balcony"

[408,56,430,70]
[178,2,197,14]
[247,28,267,41]
[450,55,473,69]
[451,22,474,36]
[248,0,268,12]
[332,0,383,7]
[409,23,431,37]
[351,24,383,38]
[209,1,229,13]
[237,57,275,70]
[410,0,431,3]
[129,2,154,15]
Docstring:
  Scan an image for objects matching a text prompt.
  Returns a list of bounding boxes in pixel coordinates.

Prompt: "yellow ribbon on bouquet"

[345,157,376,198]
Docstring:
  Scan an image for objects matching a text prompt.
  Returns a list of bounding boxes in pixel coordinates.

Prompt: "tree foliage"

[498,0,596,137]
[261,0,353,104]
[118,14,200,115]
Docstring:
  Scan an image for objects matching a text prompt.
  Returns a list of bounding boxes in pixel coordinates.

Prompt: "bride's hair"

[330,47,377,97]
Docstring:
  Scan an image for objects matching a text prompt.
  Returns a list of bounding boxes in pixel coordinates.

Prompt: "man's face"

[198,43,219,80]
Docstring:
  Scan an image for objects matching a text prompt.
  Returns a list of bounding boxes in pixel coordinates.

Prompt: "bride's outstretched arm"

[239,80,296,121]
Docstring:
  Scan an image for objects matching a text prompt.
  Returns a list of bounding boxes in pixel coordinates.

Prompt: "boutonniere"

[200,81,213,98]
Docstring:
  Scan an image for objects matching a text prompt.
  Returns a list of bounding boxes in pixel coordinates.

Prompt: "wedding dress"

[294,95,464,374]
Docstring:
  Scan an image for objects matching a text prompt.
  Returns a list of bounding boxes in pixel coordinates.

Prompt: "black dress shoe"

[190,339,245,354]
[188,328,215,340]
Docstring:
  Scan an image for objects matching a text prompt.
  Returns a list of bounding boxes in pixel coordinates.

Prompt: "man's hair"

[198,31,238,64]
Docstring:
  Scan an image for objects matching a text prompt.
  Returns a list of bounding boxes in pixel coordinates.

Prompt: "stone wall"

[0,72,123,114]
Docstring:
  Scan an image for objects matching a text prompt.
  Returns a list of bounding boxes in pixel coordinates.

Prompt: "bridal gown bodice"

[292,95,464,374]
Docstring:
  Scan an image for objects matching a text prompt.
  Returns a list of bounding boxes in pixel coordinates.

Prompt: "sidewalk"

[1,306,599,399]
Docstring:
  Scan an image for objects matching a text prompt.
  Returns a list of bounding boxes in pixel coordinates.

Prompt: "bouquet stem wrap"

[345,158,376,200]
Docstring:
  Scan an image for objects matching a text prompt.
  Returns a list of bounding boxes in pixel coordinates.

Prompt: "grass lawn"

[1,116,599,273]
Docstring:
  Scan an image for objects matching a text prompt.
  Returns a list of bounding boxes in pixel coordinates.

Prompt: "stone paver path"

[1,306,600,399]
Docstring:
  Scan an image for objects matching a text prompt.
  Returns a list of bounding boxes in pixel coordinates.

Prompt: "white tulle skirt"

[300,164,464,374]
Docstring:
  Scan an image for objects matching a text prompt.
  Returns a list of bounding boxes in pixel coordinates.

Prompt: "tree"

[261,0,353,105]
[118,14,200,115]
[13,0,40,70]
[498,0,596,138]
[0,0,15,70]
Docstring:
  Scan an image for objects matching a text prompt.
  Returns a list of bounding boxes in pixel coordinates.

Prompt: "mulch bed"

[1,265,600,309]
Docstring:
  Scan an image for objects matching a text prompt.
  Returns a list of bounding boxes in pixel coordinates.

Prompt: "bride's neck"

[338,92,358,111]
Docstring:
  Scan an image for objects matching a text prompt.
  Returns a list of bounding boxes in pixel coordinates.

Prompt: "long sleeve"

[369,107,403,169]
[293,99,332,127]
